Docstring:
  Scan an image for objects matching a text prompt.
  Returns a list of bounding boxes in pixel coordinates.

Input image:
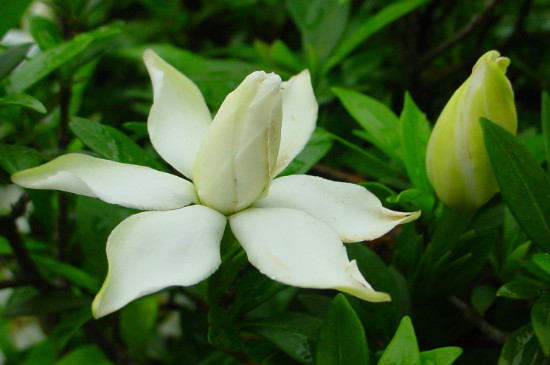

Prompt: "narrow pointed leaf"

[420,347,463,365]
[0,43,33,80]
[0,0,33,39]
[399,92,432,192]
[480,118,550,252]
[52,307,93,351]
[120,296,159,360]
[531,293,550,356]
[378,316,421,365]
[533,253,550,276]
[56,345,112,365]
[333,87,401,161]
[542,91,550,170]
[242,312,322,364]
[322,0,428,73]
[499,324,548,365]
[280,128,333,176]
[316,294,370,365]
[0,94,46,113]
[208,305,242,351]
[0,143,41,174]
[286,0,349,65]
[32,255,100,292]
[8,25,121,94]
[28,14,63,50]
[69,117,163,170]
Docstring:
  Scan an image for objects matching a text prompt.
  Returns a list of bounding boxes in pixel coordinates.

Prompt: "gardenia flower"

[12,49,419,318]
[426,50,517,210]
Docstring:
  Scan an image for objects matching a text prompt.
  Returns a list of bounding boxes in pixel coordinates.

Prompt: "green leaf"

[0,143,41,174]
[229,266,288,318]
[346,243,405,342]
[480,118,550,252]
[399,92,432,192]
[297,294,333,318]
[281,127,333,175]
[542,91,550,170]
[2,287,90,316]
[330,133,402,180]
[75,196,133,277]
[378,316,421,365]
[496,279,546,300]
[0,0,33,40]
[360,182,396,202]
[123,122,148,139]
[471,285,496,316]
[20,340,57,365]
[242,312,322,364]
[316,294,370,365]
[254,39,303,72]
[120,295,159,360]
[434,230,495,295]
[386,188,435,214]
[69,117,164,170]
[333,87,401,161]
[28,14,63,50]
[531,293,550,356]
[498,324,548,365]
[392,224,423,277]
[501,241,532,280]
[52,307,93,351]
[420,347,462,365]
[0,237,50,255]
[206,230,247,305]
[0,43,33,81]
[0,94,47,113]
[208,305,242,351]
[286,0,349,65]
[533,253,550,276]
[32,255,100,292]
[54,344,112,365]
[8,24,121,94]
[322,0,429,73]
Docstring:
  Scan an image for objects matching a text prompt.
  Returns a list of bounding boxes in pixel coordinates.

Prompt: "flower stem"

[0,195,49,291]
[56,80,72,262]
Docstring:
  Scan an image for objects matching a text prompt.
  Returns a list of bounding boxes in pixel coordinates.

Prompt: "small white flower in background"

[1,1,56,51]
[0,185,30,233]
[0,268,45,353]
[0,187,43,353]
[12,49,419,318]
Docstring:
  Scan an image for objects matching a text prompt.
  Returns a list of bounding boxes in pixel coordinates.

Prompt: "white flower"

[12,50,419,318]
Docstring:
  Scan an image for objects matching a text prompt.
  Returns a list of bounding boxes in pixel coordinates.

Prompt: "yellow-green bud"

[426,50,517,210]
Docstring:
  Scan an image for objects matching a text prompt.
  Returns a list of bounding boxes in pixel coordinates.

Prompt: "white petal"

[194,71,282,214]
[229,207,390,302]
[144,49,212,179]
[12,153,197,210]
[272,70,318,176]
[92,205,226,317]
[255,175,420,242]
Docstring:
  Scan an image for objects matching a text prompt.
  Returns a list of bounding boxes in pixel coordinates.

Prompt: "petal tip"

[91,295,103,319]
[11,171,23,185]
[11,167,39,188]
[403,210,421,223]
[142,48,158,64]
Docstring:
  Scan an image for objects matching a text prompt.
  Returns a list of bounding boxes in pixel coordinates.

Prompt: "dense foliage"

[1,0,550,364]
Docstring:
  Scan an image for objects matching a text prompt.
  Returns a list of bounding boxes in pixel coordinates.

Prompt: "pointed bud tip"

[474,50,511,74]
[142,48,157,63]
